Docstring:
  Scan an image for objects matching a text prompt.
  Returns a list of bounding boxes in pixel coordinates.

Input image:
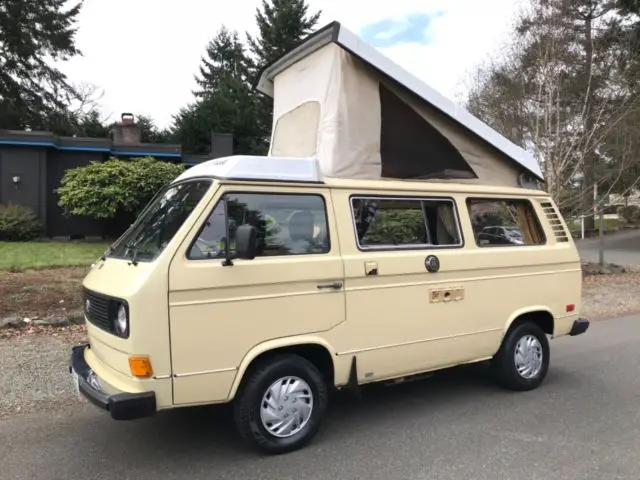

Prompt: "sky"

[59,0,526,129]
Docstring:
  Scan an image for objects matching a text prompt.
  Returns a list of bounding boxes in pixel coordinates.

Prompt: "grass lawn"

[567,218,621,232]
[0,241,110,271]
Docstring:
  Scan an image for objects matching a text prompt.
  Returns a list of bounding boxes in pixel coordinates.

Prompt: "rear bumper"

[69,343,156,420]
[569,318,590,336]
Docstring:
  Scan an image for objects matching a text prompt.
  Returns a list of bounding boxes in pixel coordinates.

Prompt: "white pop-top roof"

[172,155,324,184]
[256,22,544,181]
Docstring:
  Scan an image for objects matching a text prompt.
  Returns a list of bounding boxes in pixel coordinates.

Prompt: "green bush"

[0,204,42,241]
[618,205,640,224]
[56,156,185,220]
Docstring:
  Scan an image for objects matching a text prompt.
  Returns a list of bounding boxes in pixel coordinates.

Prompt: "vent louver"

[540,201,569,243]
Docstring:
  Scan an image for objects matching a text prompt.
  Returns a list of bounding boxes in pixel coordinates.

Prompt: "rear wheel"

[492,321,550,391]
[233,354,328,454]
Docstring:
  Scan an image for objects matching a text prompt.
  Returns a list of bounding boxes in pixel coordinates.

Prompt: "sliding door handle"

[317,282,343,290]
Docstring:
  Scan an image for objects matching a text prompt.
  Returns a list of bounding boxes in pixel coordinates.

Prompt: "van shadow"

[107,364,488,451]
[82,361,573,471]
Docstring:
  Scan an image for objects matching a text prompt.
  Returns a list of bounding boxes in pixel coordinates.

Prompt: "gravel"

[0,334,89,418]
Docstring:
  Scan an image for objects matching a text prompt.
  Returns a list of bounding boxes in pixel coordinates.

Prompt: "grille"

[83,288,113,333]
[539,201,569,243]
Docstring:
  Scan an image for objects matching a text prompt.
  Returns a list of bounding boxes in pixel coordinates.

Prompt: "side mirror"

[234,224,258,260]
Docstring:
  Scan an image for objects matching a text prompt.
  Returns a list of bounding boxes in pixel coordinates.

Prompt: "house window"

[466,198,546,247]
[188,192,330,259]
[350,196,462,249]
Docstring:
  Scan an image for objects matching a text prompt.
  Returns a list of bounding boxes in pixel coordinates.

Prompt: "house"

[0,115,232,239]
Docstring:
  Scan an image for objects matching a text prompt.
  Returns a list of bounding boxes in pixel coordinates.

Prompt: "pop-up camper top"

[256,21,544,189]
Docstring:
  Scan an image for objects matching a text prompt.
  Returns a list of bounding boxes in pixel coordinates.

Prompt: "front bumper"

[69,343,156,420]
[569,318,590,336]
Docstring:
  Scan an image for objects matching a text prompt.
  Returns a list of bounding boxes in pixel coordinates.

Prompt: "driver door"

[167,185,345,405]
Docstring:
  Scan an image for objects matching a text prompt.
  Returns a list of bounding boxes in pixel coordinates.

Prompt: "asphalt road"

[577,229,640,267]
[2,315,640,480]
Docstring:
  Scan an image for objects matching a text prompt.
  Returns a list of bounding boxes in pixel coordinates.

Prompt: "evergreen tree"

[247,0,321,74]
[194,26,253,97]
[172,26,265,155]
[0,0,83,131]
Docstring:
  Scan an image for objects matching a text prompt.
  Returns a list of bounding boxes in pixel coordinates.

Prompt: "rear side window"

[350,196,462,249]
[188,192,330,259]
[466,198,545,247]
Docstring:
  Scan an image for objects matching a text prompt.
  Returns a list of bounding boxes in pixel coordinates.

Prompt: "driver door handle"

[317,282,343,290]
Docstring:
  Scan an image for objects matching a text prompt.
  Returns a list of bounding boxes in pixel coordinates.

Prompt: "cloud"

[360,12,444,47]
[57,0,525,129]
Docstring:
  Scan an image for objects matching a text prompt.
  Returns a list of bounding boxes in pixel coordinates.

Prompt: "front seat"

[287,211,315,254]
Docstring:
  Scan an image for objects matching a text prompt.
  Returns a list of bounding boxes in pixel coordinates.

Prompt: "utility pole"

[597,196,605,267]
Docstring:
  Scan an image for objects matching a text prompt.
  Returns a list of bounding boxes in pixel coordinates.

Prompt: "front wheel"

[233,354,329,454]
[492,321,550,391]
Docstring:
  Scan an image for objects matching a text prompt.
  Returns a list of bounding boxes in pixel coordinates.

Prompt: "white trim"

[257,22,544,181]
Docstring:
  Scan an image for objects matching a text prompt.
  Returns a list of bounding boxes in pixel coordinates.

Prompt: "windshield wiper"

[124,243,139,266]
[99,246,113,262]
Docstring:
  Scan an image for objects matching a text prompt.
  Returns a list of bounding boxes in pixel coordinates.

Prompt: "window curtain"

[515,203,543,245]
[436,204,458,244]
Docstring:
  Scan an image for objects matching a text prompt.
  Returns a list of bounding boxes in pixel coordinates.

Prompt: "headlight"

[115,303,129,337]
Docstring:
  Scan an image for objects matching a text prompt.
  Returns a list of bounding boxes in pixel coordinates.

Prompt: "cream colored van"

[69,155,589,454]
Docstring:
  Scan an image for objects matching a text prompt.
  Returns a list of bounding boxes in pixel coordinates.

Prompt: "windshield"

[107,179,212,263]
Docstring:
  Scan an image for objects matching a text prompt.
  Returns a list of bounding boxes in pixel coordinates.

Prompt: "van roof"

[173,155,547,197]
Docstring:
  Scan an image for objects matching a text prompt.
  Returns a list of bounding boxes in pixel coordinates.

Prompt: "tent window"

[466,198,546,247]
[350,196,462,250]
[378,83,477,180]
[270,101,320,157]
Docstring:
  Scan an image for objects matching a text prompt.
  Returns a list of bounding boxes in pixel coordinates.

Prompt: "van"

[69,154,589,454]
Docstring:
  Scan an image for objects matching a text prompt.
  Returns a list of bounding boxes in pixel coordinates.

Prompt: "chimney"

[210,132,233,158]
[112,112,141,145]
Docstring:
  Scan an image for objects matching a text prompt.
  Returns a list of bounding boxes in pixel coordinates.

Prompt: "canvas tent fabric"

[258,22,544,189]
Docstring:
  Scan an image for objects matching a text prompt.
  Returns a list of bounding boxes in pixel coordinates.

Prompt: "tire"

[492,321,550,391]
[233,354,329,454]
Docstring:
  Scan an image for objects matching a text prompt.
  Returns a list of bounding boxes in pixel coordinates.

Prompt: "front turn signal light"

[129,355,153,378]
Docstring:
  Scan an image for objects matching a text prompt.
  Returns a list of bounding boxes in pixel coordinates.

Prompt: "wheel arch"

[227,336,337,400]
[503,306,555,338]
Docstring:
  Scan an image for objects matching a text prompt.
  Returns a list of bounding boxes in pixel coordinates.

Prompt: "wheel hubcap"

[514,334,543,379]
[260,376,313,438]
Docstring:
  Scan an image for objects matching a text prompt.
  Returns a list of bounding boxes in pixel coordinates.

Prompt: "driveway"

[577,229,640,267]
[1,315,640,479]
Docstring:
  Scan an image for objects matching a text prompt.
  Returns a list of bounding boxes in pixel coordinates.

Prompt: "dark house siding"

[0,129,233,239]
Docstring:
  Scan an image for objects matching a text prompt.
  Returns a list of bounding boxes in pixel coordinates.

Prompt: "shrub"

[56,156,185,220]
[618,205,640,225]
[0,204,42,241]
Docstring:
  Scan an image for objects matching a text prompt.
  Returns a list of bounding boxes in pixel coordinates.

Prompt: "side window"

[467,198,545,247]
[350,197,462,249]
[188,192,330,259]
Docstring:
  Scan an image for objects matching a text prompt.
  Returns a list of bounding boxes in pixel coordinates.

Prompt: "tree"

[129,114,173,144]
[194,26,253,97]
[56,157,184,220]
[0,0,83,132]
[246,0,321,151]
[247,0,321,73]
[172,26,265,154]
[466,0,640,222]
